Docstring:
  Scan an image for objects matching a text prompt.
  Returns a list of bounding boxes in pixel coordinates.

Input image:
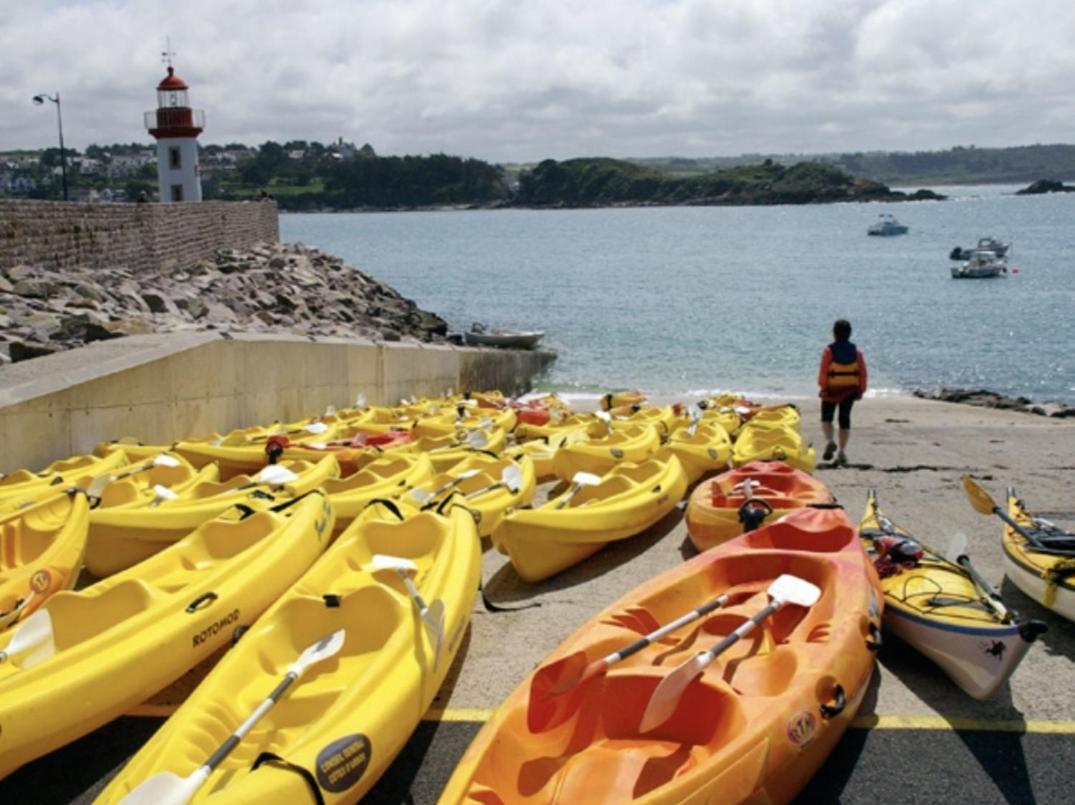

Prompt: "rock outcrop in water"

[914,387,1075,418]
[0,242,448,363]
[1015,179,1075,195]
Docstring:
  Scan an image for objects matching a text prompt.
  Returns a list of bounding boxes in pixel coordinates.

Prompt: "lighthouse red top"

[157,66,189,91]
[146,65,204,139]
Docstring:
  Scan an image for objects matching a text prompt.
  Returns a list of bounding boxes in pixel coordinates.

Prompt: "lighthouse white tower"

[145,63,204,203]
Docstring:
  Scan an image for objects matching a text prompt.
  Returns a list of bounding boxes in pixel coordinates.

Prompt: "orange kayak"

[441,506,881,805]
[686,461,834,552]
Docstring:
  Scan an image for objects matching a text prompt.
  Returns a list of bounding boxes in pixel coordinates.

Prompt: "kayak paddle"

[0,609,56,668]
[409,469,480,505]
[464,464,523,501]
[369,554,446,670]
[527,588,738,732]
[119,629,346,805]
[944,532,1011,622]
[638,574,820,733]
[553,471,602,510]
[85,453,183,499]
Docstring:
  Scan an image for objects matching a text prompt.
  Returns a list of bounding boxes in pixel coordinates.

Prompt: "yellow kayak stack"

[96,502,480,804]
[0,492,333,778]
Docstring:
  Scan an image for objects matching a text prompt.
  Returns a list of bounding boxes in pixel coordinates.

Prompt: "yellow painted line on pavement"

[125,704,1075,735]
[850,714,1075,734]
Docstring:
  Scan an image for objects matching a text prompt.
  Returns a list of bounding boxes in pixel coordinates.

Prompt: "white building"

[144,65,204,202]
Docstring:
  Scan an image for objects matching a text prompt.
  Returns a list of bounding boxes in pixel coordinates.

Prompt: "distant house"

[287,149,306,160]
[9,175,37,192]
[109,153,155,176]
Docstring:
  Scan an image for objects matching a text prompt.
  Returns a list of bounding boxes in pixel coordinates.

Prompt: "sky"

[2,0,1074,163]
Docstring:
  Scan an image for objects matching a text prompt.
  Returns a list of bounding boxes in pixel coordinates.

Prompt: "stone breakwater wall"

[0,199,278,274]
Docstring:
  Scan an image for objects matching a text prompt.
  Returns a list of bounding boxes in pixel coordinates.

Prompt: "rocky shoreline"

[0,242,449,364]
[914,387,1075,418]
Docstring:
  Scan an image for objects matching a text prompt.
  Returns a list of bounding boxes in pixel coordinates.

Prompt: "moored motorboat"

[859,491,1045,699]
[951,249,1008,279]
[867,213,909,236]
[441,506,882,804]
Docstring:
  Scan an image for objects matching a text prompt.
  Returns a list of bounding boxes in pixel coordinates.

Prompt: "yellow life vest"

[827,359,860,391]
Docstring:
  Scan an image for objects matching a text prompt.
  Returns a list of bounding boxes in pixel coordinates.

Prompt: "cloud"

[2,0,1072,161]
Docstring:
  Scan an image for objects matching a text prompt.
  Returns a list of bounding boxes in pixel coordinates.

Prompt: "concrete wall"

[0,332,556,471]
[0,199,278,274]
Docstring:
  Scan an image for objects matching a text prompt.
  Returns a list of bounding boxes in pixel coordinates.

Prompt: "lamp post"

[32,92,68,201]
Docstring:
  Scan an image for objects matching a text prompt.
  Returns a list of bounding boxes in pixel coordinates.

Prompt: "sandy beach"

[448,394,1075,725]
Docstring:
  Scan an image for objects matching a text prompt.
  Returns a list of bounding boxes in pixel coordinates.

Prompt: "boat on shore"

[464,323,544,349]
[951,249,1007,279]
[867,214,909,236]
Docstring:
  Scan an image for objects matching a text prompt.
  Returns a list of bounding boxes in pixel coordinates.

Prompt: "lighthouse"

[145,64,204,203]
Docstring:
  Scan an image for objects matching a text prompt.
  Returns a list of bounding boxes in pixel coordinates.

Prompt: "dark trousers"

[821,398,855,430]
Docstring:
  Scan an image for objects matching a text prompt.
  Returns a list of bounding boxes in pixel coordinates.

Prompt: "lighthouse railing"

[144,108,206,130]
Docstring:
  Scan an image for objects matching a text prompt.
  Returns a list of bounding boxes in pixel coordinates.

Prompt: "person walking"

[818,319,867,466]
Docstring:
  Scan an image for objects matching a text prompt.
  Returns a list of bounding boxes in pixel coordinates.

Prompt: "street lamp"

[32,92,68,201]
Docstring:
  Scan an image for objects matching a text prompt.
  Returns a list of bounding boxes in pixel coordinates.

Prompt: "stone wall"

[0,199,278,274]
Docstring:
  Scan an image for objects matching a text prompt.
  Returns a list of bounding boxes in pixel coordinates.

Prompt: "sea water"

[282,184,1075,403]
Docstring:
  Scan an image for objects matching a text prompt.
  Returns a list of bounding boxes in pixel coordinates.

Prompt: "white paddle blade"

[479,417,494,429]
[409,487,434,504]
[152,454,182,468]
[355,392,367,408]
[465,430,489,449]
[119,770,205,805]
[572,471,602,487]
[324,404,337,417]
[370,553,419,574]
[945,532,969,563]
[85,473,112,499]
[0,609,55,667]
[638,652,711,733]
[306,441,328,450]
[303,422,329,435]
[595,410,612,424]
[503,464,524,492]
[256,465,300,486]
[769,574,820,608]
[292,629,346,675]
[152,484,179,501]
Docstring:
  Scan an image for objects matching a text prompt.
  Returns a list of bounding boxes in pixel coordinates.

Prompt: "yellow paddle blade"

[962,474,998,515]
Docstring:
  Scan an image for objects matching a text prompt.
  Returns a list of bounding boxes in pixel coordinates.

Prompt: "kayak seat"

[48,578,165,650]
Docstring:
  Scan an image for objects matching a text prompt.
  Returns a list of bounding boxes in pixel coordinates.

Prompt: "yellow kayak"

[0,451,128,514]
[732,423,816,473]
[503,430,588,482]
[322,453,435,533]
[492,451,688,583]
[513,414,591,445]
[404,455,536,538]
[85,456,340,578]
[414,428,509,473]
[608,406,680,438]
[0,491,334,779]
[0,491,90,632]
[1001,486,1075,623]
[173,424,342,480]
[551,424,661,482]
[95,501,480,804]
[860,491,1045,699]
[666,420,733,484]
[93,454,219,511]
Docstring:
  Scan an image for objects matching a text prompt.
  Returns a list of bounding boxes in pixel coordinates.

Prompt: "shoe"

[823,442,837,461]
[836,451,848,466]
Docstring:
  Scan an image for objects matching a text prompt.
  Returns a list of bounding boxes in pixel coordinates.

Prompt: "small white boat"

[868,213,909,236]
[464,325,544,349]
[951,249,1008,279]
